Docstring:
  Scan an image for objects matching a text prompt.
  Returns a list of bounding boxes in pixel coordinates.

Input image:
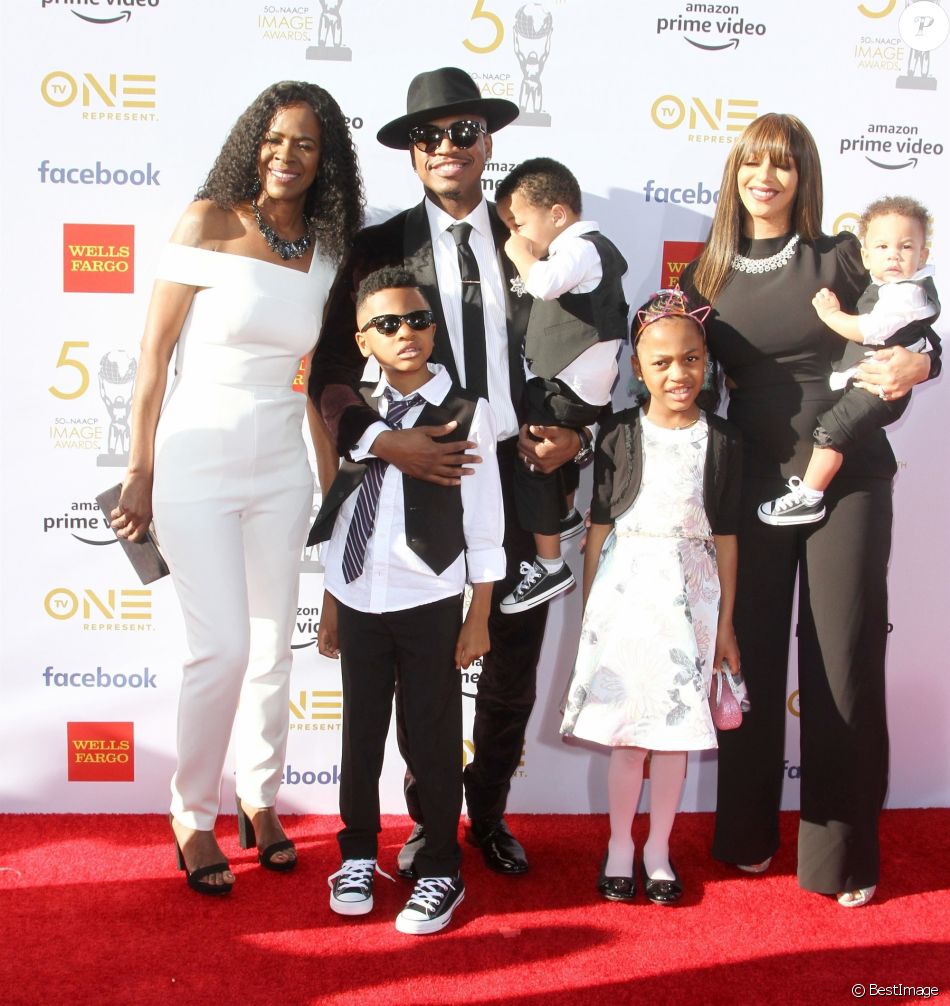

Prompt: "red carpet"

[2,811,948,1006]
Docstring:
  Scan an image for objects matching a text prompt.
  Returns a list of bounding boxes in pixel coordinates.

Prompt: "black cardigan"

[590,408,743,536]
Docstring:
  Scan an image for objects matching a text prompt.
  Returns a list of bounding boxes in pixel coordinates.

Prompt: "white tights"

[605,747,687,881]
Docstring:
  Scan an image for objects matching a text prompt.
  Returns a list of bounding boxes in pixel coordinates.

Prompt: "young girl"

[560,290,743,903]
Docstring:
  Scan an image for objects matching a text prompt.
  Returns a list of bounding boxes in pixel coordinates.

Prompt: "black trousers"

[815,383,910,452]
[713,475,891,893]
[397,437,549,826]
[513,377,603,536]
[337,595,464,877]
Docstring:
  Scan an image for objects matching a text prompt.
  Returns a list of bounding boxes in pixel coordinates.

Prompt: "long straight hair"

[691,113,824,304]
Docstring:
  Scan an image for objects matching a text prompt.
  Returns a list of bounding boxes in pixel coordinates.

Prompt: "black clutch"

[95,483,170,584]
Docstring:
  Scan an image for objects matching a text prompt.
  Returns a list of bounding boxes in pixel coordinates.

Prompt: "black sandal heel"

[169,814,234,896]
[236,798,297,873]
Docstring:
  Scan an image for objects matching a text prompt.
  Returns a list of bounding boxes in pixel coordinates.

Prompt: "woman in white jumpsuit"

[112,82,364,895]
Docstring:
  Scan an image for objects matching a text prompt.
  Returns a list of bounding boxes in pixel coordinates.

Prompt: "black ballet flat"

[169,815,234,896]
[236,798,297,873]
[641,859,683,905]
[597,852,636,902]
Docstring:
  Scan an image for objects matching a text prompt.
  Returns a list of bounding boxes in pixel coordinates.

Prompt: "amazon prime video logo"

[840,120,944,170]
[41,0,160,25]
[306,0,351,61]
[655,6,767,51]
[897,0,949,90]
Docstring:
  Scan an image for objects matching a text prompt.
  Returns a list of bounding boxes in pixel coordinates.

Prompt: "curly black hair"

[495,157,583,215]
[196,80,365,262]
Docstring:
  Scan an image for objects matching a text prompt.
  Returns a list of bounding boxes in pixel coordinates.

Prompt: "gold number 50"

[464,0,504,53]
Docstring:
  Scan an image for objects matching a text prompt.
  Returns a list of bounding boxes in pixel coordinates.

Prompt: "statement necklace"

[733,234,799,274]
[253,201,312,261]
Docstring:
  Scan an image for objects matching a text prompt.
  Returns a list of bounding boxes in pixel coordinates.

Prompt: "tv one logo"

[651,95,758,136]
[40,71,157,120]
[45,587,152,623]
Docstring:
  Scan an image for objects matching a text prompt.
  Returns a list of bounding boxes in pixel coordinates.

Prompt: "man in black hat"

[310,67,586,878]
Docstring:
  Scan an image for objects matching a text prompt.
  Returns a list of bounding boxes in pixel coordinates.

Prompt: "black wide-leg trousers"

[713,474,892,893]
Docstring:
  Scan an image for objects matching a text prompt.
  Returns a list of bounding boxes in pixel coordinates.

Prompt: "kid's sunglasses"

[359,310,435,336]
[408,119,487,154]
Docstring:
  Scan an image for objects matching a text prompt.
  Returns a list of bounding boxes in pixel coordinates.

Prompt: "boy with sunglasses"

[495,158,629,612]
[311,267,505,935]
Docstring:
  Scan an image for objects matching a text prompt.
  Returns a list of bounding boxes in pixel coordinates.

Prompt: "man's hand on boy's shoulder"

[372,423,481,486]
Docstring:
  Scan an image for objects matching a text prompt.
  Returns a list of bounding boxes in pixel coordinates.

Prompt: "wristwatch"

[573,427,593,466]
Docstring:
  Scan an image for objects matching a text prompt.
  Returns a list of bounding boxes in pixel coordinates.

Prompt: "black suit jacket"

[309,198,532,453]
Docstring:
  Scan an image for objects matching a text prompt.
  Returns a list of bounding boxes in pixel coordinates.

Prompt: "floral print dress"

[560,410,719,751]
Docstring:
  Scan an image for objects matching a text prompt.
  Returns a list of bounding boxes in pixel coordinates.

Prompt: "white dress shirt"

[523,221,622,407]
[426,197,520,438]
[858,264,937,346]
[324,364,506,614]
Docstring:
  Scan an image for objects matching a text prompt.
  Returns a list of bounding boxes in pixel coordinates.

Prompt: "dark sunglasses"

[359,310,435,336]
[408,119,486,154]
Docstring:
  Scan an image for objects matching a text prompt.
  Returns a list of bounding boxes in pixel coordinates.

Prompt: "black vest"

[523,231,629,380]
[307,384,478,576]
[836,274,940,373]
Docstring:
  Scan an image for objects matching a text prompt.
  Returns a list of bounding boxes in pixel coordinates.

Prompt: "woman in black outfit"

[681,113,940,906]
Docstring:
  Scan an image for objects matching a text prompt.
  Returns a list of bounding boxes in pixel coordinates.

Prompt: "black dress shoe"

[597,852,636,902]
[466,818,529,875]
[641,859,683,905]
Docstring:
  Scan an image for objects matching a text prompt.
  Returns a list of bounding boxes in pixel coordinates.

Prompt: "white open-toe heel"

[837,885,876,908]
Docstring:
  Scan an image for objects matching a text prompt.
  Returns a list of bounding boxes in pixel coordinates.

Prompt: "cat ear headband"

[636,288,711,340]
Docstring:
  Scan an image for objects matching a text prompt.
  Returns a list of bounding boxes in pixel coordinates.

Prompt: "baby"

[759,195,938,526]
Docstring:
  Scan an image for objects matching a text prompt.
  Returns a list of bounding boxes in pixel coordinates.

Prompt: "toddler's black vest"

[523,232,629,380]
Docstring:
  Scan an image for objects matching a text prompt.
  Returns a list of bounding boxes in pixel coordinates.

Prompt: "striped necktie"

[340,389,424,584]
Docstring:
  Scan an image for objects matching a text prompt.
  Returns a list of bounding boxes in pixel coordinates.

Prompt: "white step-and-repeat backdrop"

[1,1,947,816]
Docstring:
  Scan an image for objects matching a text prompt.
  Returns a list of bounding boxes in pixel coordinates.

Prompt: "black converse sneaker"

[395,875,465,935]
[758,477,826,526]
[500,560,575,613]
[328,858,393,916]
[559,508,585,541]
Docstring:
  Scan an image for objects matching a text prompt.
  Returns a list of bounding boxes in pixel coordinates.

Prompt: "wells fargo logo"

[651,95,758,143]
[661,240,705,289]
[289,689,343,730]
[67,721,134,782]
[40,71,157,121]
[44,587,152,630]
[63,224,134,294]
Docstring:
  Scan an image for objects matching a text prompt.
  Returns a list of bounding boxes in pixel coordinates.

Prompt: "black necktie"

[449,222,489,400]
[340,389,424,584]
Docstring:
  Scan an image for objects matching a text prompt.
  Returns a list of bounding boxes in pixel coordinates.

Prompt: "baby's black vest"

[835,274,940,373]
[523,231,629,380]
[307,385,479,576]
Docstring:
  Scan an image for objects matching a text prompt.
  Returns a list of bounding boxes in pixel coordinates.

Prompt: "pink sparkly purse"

[709,663,750,731]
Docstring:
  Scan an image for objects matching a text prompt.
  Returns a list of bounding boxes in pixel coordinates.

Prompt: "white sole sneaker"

[395,888,464,935]
[329,892,374,916]
[500,564,576,614]
[757,503,826,526]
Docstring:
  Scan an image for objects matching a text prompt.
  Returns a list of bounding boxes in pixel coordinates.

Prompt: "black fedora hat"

[376,66,520,149]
